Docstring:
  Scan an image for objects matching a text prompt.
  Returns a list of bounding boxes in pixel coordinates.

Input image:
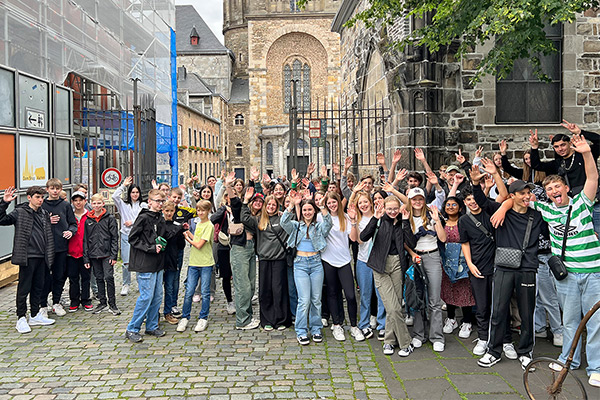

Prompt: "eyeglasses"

[150,199,165,203]
[385,207,400,212]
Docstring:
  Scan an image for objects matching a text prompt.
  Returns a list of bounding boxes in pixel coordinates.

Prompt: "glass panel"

[55,87,71,134]
[540,41,561,81]
[0,200,15,258]
[0,68,15,127]
[293,60,302,108]
[266,142,273,165]
[18,75,49,131]
[528,82,560,123]
[283,65,291,113]
[303,64,311,111]
[496,82,527,123]
[19,135,49,188]
[56,139,71,185]
[325,141,331,165]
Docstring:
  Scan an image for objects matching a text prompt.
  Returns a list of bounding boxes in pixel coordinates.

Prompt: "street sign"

[309,128,320,138]
[25,108,45,130]
[101,167,122,188]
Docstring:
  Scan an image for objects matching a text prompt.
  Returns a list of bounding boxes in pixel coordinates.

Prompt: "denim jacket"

[280,209,333,252]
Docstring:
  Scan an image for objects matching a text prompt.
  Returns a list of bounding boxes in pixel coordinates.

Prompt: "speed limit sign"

[101,168,122,188]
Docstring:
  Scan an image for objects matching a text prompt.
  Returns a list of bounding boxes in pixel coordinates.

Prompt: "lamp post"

[289,79,299,171]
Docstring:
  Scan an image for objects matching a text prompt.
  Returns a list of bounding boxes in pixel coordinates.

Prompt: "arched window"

[234,114,244,125]
[266,142,273,165]
[287,138,309,150]
[236,143,243,157]
[283,59,311,112]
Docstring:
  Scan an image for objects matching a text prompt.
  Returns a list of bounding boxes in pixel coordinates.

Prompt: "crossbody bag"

[548,205,571,281]
[494,211,534,269]
[272,220,299,266]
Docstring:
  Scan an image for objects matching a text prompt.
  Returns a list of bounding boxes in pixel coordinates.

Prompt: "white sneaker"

[503,343,518,360]
[478,352,501,368]
[28,310,55,326]
[405,315,414,326]
[519,355,533,371]
[350,326,365,341]
[236,318,260,330]
[321,318,329,327]
[226,302,236,315]
[411,337,423,348]
[553,333,563,347]
[383,343,394,355]
[120,284,129,296]
[548,362,563,372]
[194,318,208,332]
[473,339,487,356]
[458,322,472,339]
[369,315,377,329]
[176,318,189,332]
[443,318,458,334]
[39,307,49,319]
[52,303,66,317]
[16,317,31,334]
[331,325,346,341]
[433,342,445,352]
[192,294,201,303]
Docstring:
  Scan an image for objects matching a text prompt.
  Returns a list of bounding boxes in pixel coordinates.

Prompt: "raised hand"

[291,168,299,182]
[561,119,582,135]
[425,171,439,186]
[392,148,402,164]
[290,190,302,205]
[414,148,426,162]
[455,148,466,164]
[250,166,260,181]
[480,157,498,175]
[307,162,316,176]
[499,140,507,155]
[347,204,357,221]
[484,174,495,190]
[262,173,271,185]
[469,164,484,184]
[332,163,340,176]
[344,156,353,171]
[430,205,441,222]
[374,199,384,219]
[394,168,408,183]
[320,164,328,178]
[220,169,226,180]
[376,152,386,167]
[454,173,465,186]
[529,129,539,149]
[475,146,484,158]
[244,187,255,203]
[301,177,310,188]
[225,171,236,186]
[572,133,591,154]
[151,179,158,189]
[400,205,410,220]
[316,195,326,209]
[382,181,394,193]
[123,176,133,187]
[352,180,367,193]
[2,186,17,203]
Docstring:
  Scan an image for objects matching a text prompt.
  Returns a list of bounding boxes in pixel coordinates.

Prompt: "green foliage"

[299,0,599,82]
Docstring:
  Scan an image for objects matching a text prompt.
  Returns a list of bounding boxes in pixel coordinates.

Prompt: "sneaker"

[443,318,458,334]
[192,294,201,303]
[383,344,394,355]
[350,326,365,341]
[68,305,79,313]
[120,285,129,296]
[377,330,385,341]
[503,343,518,360]
[411,337,423,348]
[52,303,66,316]
[361,327,374,340]
[176,318,189,332]
[125,331,143,343]
[398,345,414,357]
[194,319,208,332]
[519,355,533,371]
[93,303,108,314]
[312,333,323,343]
[277,325,287,331]
[588,372,600,388]
[321,318,329,327]
[458,323,472,339]
[297,336,310,346]
[370,315,377,329]
[405,315,414,326]
[433,342,445,352]
[478,353,501,368]
[108,307,121,316]
[145,328,166,337]
[535,329,548,338]
[553,333,563,347]
[83,304,94,312]
[473,339,487,356]
[165,314,179,325]
[226,302,236,315]
[171,306,181,316]
[39,307,49,319]
[236,318,260,330]
[16,317,31,334]
[332,325,346,341]
[264,325,274,331]
[28,310,55,326]
[548,362,564,372]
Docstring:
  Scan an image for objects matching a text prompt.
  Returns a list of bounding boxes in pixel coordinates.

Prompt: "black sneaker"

[93,303,108,314]
[125,331,143,343]
[83,304,94,312]
[108,307,121,316]
[362,327,374,340]
[145,328,166,337]
[297,336,310,346]
[312,334,323,343]
[378,330,385,341]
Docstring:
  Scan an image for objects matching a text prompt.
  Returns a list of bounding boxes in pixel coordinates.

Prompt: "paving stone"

[450,373,514,394]
[394,359,446,380]
[402,378,462,400]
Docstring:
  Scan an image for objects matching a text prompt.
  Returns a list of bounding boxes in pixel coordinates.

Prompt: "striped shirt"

[531,192,600,273]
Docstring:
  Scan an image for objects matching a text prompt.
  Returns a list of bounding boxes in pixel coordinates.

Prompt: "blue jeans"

[163,269,178,316]
[356,260,386,330]
[181,266,213,320]
[535,254,563,335]
[556,272,600,375]
[120,233,131,286]
[126,270,163,333]
[288,265,298,318]
[294,255,324,337]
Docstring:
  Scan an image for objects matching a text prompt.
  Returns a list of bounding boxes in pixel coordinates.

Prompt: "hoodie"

[42,198,78,252]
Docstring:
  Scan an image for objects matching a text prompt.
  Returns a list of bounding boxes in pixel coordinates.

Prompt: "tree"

[299,0,598,82]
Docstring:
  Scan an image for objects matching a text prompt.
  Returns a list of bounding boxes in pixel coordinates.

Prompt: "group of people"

[1,119,599,387]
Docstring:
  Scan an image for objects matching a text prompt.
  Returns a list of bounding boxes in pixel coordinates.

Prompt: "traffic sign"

[309,128,321,138]
[101,168,122,188]
[25,108,45,130]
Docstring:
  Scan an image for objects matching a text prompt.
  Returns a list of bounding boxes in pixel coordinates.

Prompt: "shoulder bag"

[494,211,534,269]
[548,205,571,281]
[272,220,299,266]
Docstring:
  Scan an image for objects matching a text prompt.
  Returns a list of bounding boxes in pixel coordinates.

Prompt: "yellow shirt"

[189,220,215,267]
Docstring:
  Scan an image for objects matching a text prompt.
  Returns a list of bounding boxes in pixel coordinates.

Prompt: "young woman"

[440,196,476,339]
[404,187,447,352]
[210,192,234,315]
[111,176,147,296]
[321,192,364,342]
[272,182,287,211]
[280,191,332,345]
[192,183,217,303]
[241,189,291,330]
[360,196,417,356]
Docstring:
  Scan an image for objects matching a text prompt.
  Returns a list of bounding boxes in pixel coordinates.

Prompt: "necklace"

[563,154,576,171]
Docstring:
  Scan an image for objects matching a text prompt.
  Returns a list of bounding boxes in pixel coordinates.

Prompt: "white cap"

[407,187,426,199]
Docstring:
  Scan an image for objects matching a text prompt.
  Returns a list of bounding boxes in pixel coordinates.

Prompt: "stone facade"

[178,54,233,99]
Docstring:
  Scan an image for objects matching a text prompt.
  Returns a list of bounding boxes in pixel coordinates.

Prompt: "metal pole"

[290,79,298,171]
[132,78,141,185]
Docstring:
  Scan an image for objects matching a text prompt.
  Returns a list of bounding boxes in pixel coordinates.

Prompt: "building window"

[236,143,243,157]
[194,129,197,146]
[496,25,562,123]
[178,125,182,145]
[188,128,191,146]
[204,132,207,147]
[290,0,299,12]
[208,134,211,149]
[194,163,198,176]
[266,142,273,165]
[235,114,244,125]
[189,163,192,176]
[283,60,311,112]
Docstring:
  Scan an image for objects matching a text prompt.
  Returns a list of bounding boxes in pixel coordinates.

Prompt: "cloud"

[175,0,224,44]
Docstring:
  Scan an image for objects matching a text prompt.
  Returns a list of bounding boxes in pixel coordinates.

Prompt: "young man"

[67,191,93,312]
[126,189,170,343]
[0,186,56,333]
[41,178,77,317]
[528,133,600,388]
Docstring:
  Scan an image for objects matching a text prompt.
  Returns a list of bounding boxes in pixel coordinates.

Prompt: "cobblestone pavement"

[0,263,598,400]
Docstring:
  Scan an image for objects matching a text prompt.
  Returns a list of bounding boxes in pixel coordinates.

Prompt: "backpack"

[404,261,428,318]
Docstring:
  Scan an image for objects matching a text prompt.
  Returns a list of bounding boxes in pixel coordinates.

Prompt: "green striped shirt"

[531,192,600,273]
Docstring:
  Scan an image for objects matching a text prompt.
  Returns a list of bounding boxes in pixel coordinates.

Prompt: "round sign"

[101,168,122,188]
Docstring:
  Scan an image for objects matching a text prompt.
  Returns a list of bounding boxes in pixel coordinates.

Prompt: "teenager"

[67,191,93,312]
[162,201,185,325]
[211,192,235,315]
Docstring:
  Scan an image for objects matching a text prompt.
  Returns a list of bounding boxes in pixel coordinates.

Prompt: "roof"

[176,5,230,55]
[229,79,249,104]
[178,69,214,96]
[331,0,360,33]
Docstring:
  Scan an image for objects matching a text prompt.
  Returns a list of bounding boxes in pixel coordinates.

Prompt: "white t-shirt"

[321,214,352,267]
[413,215,438,252]
[357,216,373,263]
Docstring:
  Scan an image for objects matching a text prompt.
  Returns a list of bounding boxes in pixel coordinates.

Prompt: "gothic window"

[290,0,299,12]
[266,142,273,165]
[283,65,291,112]
[283,60,311,113]
[302,64,311,111]
[235,114,244,125]
[236,143,243,157]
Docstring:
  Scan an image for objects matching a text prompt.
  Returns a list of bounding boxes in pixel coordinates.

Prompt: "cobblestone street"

[0,266,597,400]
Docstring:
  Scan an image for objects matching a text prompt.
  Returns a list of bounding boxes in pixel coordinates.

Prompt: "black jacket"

[163,220,185,271]
[360,215,416,274]
[128,209,169,273]
[83,210,119,264]
[229,197,249,247]
[42,198,78,252]
[0,200,55,267]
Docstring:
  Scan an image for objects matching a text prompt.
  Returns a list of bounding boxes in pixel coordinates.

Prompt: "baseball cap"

[251,193,265,202]
[445,165,460,174]
[71,191,86,200]
[508,180,535,194]
[407,187,426,199]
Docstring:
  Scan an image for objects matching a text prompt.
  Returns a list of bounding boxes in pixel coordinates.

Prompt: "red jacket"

[68,211,88,259]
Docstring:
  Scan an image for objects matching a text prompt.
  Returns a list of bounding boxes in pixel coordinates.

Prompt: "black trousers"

[488,269,537,358]
[16,258,47,318]
[323,261,358,326]
[41,250,68,306]
[258,259,291,328]
[217,248,232,303]
[447,305,475,324]
[67,256,91,307]
[90,258,116,308]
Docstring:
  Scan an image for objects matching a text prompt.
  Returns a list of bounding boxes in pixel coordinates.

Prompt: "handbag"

[218,231,230,246]
[548,205,571,281]
[272,220,299,266]
[214,211,230,246]
[494,211,534,269]
[443,242,469,283]
[228,222,244,236]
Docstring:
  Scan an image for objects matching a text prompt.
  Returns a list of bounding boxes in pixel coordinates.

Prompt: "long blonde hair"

[405,196,432,233]
[258,195,277,231]
[325,192,346,232]
[353,191,373,224]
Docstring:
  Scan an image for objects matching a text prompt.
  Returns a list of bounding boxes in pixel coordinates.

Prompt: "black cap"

[508,180,535,194]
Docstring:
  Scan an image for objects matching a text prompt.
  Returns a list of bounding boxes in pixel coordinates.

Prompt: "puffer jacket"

[128,208,168,273]
[83,209,119,264]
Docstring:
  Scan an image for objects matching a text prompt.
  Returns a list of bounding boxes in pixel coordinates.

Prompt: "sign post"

[101,167,122,188]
